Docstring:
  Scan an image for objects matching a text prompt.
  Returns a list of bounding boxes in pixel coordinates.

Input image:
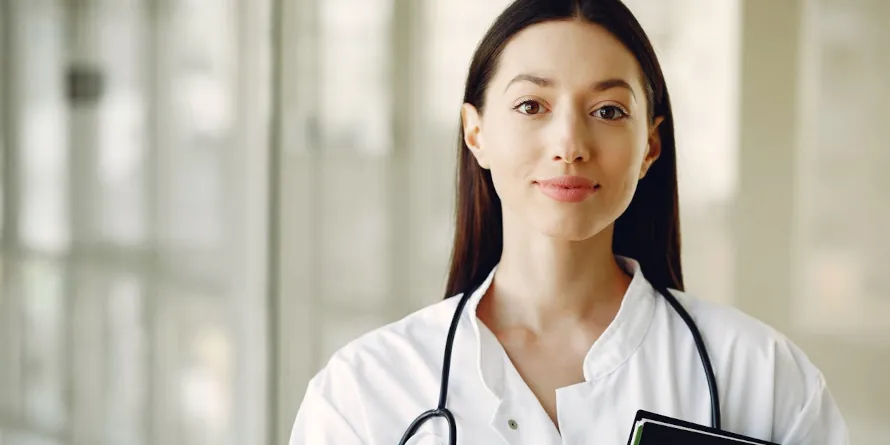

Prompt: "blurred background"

[0,0,887,444]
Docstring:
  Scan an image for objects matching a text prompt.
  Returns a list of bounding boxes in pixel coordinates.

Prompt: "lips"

[536,176,596,189]
[534,176,599,203]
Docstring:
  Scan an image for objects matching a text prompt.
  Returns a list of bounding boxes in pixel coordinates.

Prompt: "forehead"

[491,19,644,91]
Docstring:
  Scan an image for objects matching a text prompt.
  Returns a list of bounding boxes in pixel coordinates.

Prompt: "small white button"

[507,419,519,430]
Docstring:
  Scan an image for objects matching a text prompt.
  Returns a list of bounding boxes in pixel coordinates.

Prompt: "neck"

[485,219,632,333]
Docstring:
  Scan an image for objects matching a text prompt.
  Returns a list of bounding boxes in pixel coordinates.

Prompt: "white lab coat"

[289,257,849,444]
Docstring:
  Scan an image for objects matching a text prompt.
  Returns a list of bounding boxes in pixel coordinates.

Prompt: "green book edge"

[632,422,645,445]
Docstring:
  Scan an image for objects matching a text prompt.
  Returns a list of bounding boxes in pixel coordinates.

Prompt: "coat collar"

[462,256,658,401]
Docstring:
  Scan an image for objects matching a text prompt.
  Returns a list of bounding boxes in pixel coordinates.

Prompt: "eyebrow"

[504,74,636,99]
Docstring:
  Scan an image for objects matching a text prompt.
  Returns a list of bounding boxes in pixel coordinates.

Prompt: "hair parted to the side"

[444,0,683,299]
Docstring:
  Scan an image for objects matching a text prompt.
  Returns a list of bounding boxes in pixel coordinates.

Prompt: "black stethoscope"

[398,281,722,445]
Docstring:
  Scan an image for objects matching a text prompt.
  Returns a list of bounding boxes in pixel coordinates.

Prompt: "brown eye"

[594,105,628,120]
[515,100,543,115]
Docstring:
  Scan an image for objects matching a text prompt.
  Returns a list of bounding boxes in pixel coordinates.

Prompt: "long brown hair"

[444,0,683,298]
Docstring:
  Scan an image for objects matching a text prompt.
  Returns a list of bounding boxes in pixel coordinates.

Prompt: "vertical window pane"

[155,290,232,445]
[20,259,67,433]
[157,0,235,265]
[0,0,5,238]
[94,0,150,248]
[319,159,392,309]
[70,266,147,445]
[104,273,146,445]
[14,0,70,254]
[0,256,23,420]
[319,0,393,155]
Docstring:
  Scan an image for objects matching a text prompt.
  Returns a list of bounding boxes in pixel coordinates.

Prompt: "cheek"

[598,132,647,175]
[487,147,536,205]
[482,121,541,184]
[595,132,649,201]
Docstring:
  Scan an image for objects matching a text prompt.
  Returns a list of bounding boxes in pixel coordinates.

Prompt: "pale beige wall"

[736,0,890,439]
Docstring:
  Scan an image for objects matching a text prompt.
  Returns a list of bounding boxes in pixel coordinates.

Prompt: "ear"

[461,103,489,169]
[639,116,664,180]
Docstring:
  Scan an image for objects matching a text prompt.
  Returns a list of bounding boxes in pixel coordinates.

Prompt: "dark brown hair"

[444,0,683,298]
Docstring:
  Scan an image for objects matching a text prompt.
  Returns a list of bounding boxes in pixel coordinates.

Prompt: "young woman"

[289,0,849,444]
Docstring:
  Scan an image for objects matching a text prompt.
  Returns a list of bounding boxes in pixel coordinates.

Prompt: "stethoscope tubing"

[398,282,721,445]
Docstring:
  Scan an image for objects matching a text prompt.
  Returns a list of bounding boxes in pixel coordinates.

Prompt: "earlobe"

[640,116,664,179]
[639,155,651,180]
[648,116,664,161]
[461,103,489,169]
[639,154,654,180]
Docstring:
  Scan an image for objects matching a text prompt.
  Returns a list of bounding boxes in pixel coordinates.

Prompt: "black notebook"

[626,410,779,445]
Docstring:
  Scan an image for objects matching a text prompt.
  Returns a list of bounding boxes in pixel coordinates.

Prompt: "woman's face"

[462,19,662,241]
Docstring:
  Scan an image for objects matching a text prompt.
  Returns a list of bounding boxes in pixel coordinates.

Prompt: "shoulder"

[669,290,784,347]
[667,289,820,380]
[666,289,843,440]
[328,296,461,366]
[308,295,462,392]
[298,296,464,432]
[292,297,466,443]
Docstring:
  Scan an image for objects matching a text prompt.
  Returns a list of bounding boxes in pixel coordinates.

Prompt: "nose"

[548,109,591,164]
